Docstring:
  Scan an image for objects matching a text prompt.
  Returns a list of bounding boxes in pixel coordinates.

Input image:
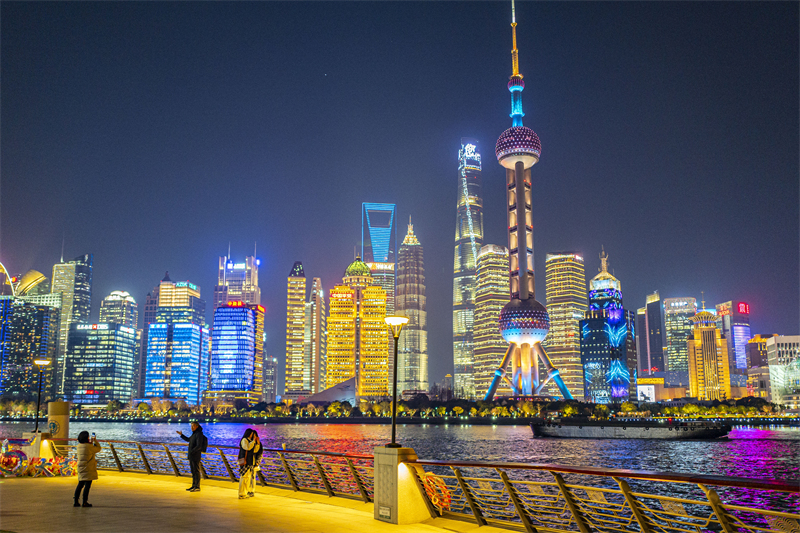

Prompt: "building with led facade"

[155,274,205,326]
[304,277,327,394]
[688,310,731,401]
[51,253,93,394]
[715,301,751,388]
[473,245,510,398]
[100,291,138,328]
[766,335,800,405]
[637,291,666,375]
[578,251,637,403]
[544,253,587,398]
[0,298,59,397]
[285,262,307,396]
[325,257,388,398]
[64,323,137,404]
[144,321,210,405]
[396,220,428,393]
[213,255,261,309]
[206,301,264,405]
[453,138,484,399]
[263,353,278,403]
[663,297,696,373]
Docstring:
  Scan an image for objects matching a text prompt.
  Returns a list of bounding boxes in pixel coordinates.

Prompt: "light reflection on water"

[2,421,798,481]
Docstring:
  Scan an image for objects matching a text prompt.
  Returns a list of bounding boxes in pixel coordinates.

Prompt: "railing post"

[313,455,335,497]
[613,477,652,533]
[162,445,180,477]
[498,468,537,533]
[278,451,300,491]
[199,460,209,479]
[408,466,439,518]
[255,463,268,487]
[346,458,371,503]
[109,443,124,472]
[552,472,591,533]
[136,443,153,475]
[452,467,487,526]
[699,484,735,533]
[218,447,237,482]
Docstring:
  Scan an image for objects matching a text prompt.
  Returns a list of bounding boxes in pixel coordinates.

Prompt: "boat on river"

[530,418,731,439]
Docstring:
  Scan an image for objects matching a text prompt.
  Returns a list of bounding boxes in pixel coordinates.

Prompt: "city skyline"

[1,2,797,390]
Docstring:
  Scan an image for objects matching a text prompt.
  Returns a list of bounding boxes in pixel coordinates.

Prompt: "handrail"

[47,438,373,460]
[410,459,800,493]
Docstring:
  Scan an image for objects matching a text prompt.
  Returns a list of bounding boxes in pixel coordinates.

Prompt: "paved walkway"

[0,471,509,533]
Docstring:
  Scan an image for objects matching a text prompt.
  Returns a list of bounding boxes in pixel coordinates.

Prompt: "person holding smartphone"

[237,428,262,499]
[74,431,101,507]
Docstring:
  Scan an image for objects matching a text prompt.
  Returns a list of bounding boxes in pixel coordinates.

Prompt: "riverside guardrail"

[47,438,799,533]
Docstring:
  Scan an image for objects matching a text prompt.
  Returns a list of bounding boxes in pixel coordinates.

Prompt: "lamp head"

[384,316,409,338]
[34,359,51,367]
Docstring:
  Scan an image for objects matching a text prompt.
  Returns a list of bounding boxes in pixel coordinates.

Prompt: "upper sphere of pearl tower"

[495,126,541,170]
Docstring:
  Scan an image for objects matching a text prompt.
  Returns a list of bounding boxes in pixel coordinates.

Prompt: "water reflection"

[2,421,798,481]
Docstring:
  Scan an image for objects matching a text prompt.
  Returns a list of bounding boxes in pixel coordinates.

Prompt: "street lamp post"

[33,359,51,434]
[384,316,409,448]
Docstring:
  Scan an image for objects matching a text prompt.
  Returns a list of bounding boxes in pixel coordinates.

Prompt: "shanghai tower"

[453,138,484,399]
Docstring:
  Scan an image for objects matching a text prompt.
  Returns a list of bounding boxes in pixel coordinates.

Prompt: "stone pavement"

[0,471,510,533]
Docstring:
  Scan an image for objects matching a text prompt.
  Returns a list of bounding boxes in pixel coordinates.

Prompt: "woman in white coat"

[74,431,101,507]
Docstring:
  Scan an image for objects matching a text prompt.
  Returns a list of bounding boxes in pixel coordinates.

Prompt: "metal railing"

[47,439,799,533]
[49,438,374,502]
[407,459,800,533]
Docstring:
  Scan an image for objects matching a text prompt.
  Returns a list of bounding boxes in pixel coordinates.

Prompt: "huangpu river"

[3,421,799,482]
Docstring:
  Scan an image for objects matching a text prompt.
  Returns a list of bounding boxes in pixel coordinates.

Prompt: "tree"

[176,399,189,411]
[327,401,342,417]
[453,406,464,417]
[593,405,610,419]
[681,403,700,416]
[563,405,578,417]
[436,406,447,417]
[620,402,636,413]
[137,402,152,413]
[106,400,125,413]
[469,407,478,417]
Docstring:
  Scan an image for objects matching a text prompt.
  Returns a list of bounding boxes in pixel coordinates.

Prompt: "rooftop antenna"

[227,242,231,261]
[60,232,65,263]
[701,291,705,309]
[254,241,257,258]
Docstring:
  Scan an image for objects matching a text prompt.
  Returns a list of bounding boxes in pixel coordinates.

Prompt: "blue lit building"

[63,323,137,404]
[206,301,264,405]
[144,322,210,405]
[579,250,637,404]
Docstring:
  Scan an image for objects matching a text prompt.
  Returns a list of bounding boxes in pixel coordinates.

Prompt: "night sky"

[2,2,798,391]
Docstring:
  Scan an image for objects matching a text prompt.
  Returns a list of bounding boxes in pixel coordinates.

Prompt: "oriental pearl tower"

[484,0,573,400]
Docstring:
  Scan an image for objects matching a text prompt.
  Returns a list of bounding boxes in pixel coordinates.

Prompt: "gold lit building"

[285,262,307,395]
[544,252,587,399]
[474,245,511,398]
[688,311,732,401]
[304,277,327,394]
[325,257,388,398]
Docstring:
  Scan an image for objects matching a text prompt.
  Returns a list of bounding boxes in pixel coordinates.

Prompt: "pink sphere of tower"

[495,126,541,170]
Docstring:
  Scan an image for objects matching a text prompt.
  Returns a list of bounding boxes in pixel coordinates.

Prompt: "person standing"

[74,431,101,507]
[177,422,206,492]
[237,428,262,499]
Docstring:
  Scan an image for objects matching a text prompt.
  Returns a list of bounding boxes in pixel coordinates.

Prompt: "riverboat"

[530,418,731,439]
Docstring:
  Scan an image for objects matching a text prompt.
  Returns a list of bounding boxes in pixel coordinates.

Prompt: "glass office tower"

[473,245,510,399]
[207,301,265,405]
[144,322,210,405]
[453,138,484,399]
[396,221,428,393]
[285,262,307,396]
[544,252,588,398]
[213,255,261,309]
[51,254,93,394]
[0,299,59,397]
[663,298,696,373]
[63,323,137,404]
[99,291,138,328]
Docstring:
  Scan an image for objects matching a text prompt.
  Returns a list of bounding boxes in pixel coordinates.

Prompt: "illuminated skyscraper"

[284,262,307,395]
[144,275,209,404]
[715,301,751,388]
[206,301,265,405]
[213,255,261,309]
[263,352,278,403]
[746,334,775,368]
[453,138,484,399]
[544,253,588,398]
[637,291,666,375]
[579,250,637,403]
[304,278,327,394]
[396,221,427,393]
[663,298,696,373]
[474,245,510,398]
[765,335,800,405]
[138,287,159,398]
[64,323,137,404]
[0,299,59,397]
[100,291,139,328]
[325,257,388,398]
[688,310,731,401]
[51,253,92,394]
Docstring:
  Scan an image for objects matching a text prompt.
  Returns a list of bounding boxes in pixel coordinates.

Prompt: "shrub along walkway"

[0,471,509,533]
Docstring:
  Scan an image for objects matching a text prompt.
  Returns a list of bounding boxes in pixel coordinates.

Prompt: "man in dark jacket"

[177,422,205,492]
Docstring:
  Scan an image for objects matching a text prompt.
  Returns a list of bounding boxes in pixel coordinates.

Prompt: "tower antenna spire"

[60,232,65,263]
[507,0,525,126]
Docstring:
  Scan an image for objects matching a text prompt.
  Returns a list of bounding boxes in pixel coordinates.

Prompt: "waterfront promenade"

[0,471,507,533]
